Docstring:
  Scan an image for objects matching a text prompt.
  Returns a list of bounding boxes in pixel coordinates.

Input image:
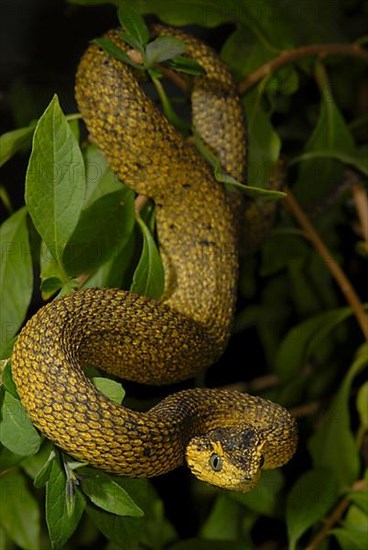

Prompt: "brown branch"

[289,401,321,418]
[157,65,189,93]
[238,43,368,94]
[284,187,368,341]
[134,195,149,216]
[306,497,349,550]
[352,182,368,247]
[306,479,367,550]
[221,373,279,393]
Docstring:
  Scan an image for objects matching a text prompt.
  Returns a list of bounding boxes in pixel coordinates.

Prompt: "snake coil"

[11,26,297,492]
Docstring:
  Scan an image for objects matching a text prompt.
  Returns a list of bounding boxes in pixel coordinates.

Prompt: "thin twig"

[238,43,368,94]
[134,195,149,216]
[221,373,279,393]
[289,401,321,418]
[157,65,189,93]
[351,182,368,246]
[284,187,368,341]
[306,479,367,550]
[306,498,349,550]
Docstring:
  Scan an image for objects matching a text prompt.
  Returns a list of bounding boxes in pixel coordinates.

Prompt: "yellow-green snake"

[11,25,297,492]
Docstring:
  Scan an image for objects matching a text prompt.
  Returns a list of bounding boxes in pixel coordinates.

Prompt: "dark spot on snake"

[200,239,216,247]
[182,183,191,189]
[143,447,153,457]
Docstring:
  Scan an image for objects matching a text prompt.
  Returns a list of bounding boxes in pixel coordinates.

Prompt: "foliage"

[1,1,367,549]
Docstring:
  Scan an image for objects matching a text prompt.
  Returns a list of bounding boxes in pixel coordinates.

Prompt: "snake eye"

[209,453,223,472]
[259,455,265,468]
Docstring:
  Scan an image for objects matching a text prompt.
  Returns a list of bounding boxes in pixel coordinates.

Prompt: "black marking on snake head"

[209,426,260,455]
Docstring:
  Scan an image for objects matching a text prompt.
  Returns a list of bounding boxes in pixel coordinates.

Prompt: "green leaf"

[145,36,186,65]
[260,231,309,277]
[243,88,281,188]
[0,525,11,550]
[94,37,142,69]
[82,228,138,290]
[0,391,41,456]
[1,360,19,398]
[275,306,353,382]
[81,470,143,517]
[222,27,272,79]
[230,469,284,518]
[83,144,122,207]
[0,207,33,358]
[331,527,368,550]
[332,505,368,550]
[21,439,54,479]
[130,215,164,299]
[33,446,56,488]
[39,240,72,300]
[40,276,63,299]
[344,501,368,532]
[130,0,240,27]
[92,377,125,404]
[86,505,142,550]
[356,382,368,428]
[0,469,40,550]
[292,150,368,177]
[308,344,367,492]
[226,181,286,200]
[118,4,150,50]
[165,55,205,75]
[286,467,339,550]
[86,477,176,549]
[139,490,177,549]
[348,490,368,515]
[46,455,85,550]
[63,188,135,276]
[0,124,35,166]
[295,64,357,202]
[25,95,85,273]
[200,494,241,541]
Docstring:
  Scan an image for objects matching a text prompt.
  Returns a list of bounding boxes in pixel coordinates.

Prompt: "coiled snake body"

[11,26,297,491]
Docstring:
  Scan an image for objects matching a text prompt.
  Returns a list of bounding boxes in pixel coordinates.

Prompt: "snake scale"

[11,25,297,491]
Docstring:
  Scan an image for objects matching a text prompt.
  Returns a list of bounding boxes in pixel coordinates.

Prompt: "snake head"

[185,426,266,492]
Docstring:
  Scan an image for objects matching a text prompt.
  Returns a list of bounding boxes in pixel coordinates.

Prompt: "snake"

[11,25,297,492]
